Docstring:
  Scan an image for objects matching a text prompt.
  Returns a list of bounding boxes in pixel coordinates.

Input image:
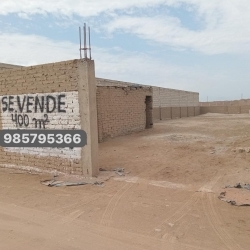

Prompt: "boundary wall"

[97,86,153,142]
[96,78,200,121]
[200,100,250,114]
[153,87,200,120]
[0,59,99,176]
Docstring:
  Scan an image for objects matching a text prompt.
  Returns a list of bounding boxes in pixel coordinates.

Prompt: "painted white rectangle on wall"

[0,91,81,159]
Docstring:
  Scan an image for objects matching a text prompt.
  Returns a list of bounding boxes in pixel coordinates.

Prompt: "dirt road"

[0,113,250,249]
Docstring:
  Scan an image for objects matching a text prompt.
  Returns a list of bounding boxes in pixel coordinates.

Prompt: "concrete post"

[77,59,99,177]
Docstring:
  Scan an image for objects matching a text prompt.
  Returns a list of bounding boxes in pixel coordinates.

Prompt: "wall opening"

[145,96,153,129]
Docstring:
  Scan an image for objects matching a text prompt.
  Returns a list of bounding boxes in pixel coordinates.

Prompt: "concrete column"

[77,59,99,177]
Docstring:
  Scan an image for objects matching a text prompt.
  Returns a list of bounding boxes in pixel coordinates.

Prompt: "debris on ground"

[99,168,107,171]
[41,180,88,187]
[218,183,250,206]
[113,168,124,172]
[41,179,104,187]
[113,168,125,176]
[224,183,250,190]
[39,167,130,188]
[99,167,128,177]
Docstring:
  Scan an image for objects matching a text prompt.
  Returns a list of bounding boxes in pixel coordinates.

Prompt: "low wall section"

[153,87,200,120]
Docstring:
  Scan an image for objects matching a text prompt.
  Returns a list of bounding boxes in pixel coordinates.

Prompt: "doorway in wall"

[145,96,153,129]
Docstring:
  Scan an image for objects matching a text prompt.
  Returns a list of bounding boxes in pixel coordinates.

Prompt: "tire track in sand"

[100,182,133,227]
[151,171,222,239]
[202,192,243,250]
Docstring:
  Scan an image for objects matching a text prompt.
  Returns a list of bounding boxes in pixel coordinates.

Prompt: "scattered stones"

[219,183,250,206]
[99,167,129,177]
[113,168,125,172]
[225,183,250,190]
[230,201,237,206]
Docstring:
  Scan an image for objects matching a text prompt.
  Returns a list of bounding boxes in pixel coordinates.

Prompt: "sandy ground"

[1,113,250,250]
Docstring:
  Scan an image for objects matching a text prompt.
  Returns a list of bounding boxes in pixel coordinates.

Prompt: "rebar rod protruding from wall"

[88,26,92,60]
[84,23,87,58]
[79,27,82,59]
[79,23,92,60]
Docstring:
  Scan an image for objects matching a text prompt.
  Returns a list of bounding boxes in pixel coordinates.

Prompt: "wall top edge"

[97,85,152,90]
[152,86,199,94]
[0,59,89,73]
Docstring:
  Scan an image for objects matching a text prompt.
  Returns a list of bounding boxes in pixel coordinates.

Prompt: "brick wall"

[96,78,200,121]
[0,63,22,71]
[96,86,153,142]
[0,59,99,176]
[200,99,250,107]
[200,105,250,114]
[96,78,142,87]
[152,87,200,120]
[200,100,250,114]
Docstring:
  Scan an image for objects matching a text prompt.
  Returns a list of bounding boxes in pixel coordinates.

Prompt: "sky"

[0,1,250,101]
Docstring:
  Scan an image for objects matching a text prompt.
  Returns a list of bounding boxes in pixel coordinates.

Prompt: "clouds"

[1,1,250,55]
[105,1,250,55]
[0,33,77,66]
[0,32,212,92]
[0,0,166,17]
[1,1,250,101]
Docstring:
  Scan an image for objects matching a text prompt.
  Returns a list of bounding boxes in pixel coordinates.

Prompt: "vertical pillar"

[77,59,99,177]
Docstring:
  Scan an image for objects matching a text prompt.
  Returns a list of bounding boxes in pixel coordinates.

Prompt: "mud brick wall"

[0,63,22,71]
[0,59,99,176]
[195,106,200,116]
[181,107,188,117]
[200,105,250,115]
[96,78,140,87]
[200,100,250,115]
[96,86,153,142]
[96,79,200,121]
[171,107,181,118]
[240,105,250,113]
[187,107,195,116]
[200,99,250,107]
[152,87,200,120]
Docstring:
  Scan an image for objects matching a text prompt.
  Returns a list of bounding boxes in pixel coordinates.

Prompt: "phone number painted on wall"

[0,130,87,147]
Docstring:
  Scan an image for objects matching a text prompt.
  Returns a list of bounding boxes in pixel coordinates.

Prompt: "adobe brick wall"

[195,106,200,116]
[200,105,250,115]
[240,105,250,113]
[200,99,250,115]
[152,87,199,107]
[200,106,226,114]
[96,78,142,87]
[0,63,22,71]
[188,107,195,117]
[96,86,153,142]
[200,99,250,107]
[0,59,99,176]
[152,87,200,120]
[228,106,240,114]
[96,79,200,121]
[153,107,161,120]
[171,107,181,118]
[161,107,171,120]
[181,107,188,118]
